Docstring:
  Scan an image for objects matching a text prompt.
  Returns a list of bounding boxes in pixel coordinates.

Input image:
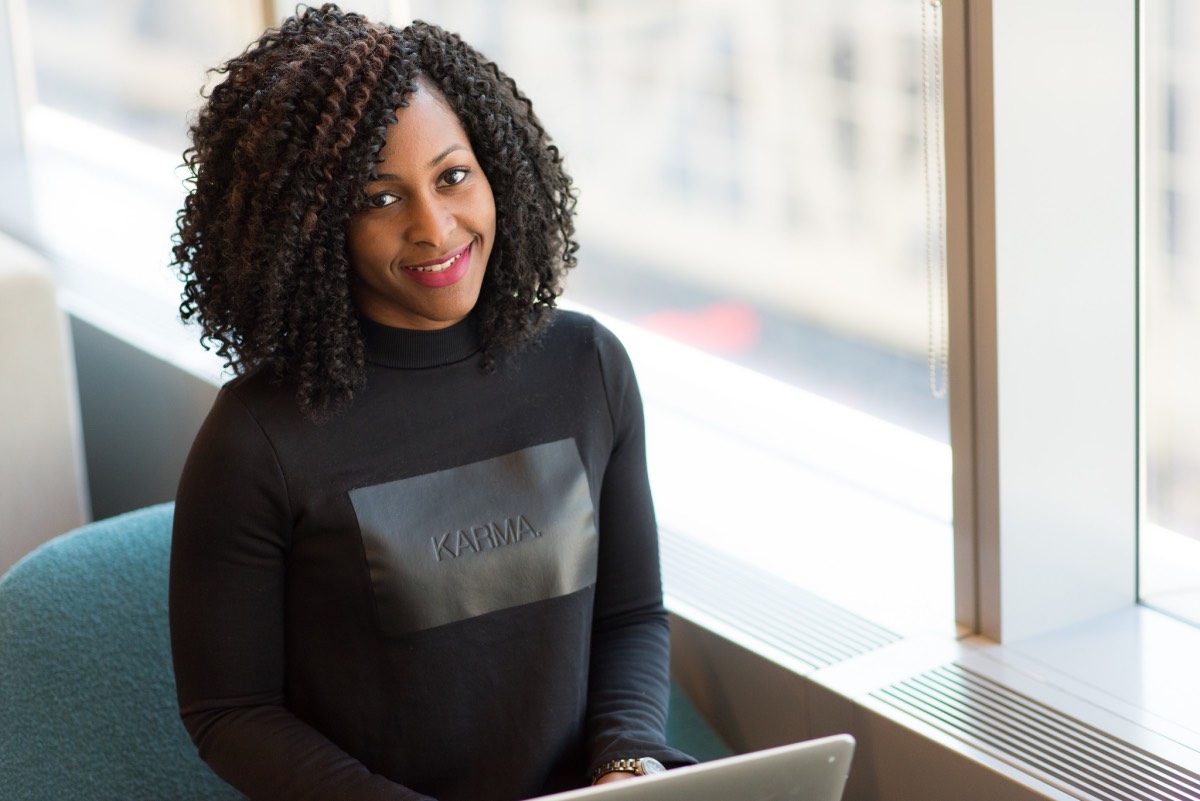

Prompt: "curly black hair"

[172,4,578,419]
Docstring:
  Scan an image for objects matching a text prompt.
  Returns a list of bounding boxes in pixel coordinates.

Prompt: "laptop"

[537,734,855,801]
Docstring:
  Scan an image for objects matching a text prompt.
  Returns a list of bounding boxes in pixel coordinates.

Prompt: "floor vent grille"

[872,663,1200,801]
[660,528,901,671]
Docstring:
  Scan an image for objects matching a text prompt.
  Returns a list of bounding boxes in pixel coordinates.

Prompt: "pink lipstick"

[401,243,472,288]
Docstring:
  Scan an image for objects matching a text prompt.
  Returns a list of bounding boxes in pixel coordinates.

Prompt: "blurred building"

[1143,0,1200,538]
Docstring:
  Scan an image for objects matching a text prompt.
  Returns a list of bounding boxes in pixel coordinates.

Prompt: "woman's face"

[347,83,496,330]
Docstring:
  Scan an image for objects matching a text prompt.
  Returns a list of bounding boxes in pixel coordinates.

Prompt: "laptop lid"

[537,734,855,801]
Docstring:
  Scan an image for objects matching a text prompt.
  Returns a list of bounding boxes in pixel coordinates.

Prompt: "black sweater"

[169,310,692,801]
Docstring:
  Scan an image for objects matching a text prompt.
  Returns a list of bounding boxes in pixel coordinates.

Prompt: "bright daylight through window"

[1140,0,1200,627]
[23,0,264,351]
[21,0,955,635]
[405,0,953,634]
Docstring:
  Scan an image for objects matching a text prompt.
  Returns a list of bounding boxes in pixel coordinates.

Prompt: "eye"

[441,167,469,187]
[367,192,400,209]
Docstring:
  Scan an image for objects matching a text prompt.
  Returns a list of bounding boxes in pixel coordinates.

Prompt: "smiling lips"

[402,243,473,288]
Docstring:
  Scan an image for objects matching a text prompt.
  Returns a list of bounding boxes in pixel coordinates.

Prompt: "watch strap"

[591,757,663,783]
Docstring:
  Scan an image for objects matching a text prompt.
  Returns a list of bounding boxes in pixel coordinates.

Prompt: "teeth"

[409,253,461,273]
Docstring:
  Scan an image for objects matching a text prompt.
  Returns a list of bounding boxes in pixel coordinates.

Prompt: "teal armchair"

[0,503,728,800]
[0,504,241,800]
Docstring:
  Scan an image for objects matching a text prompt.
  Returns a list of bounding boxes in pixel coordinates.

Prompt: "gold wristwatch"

[591,757,666,783]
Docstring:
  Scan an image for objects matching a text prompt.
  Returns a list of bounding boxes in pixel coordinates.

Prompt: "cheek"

[346,219,381,271]
[485,198,497,235]
[476,179,497,235]
[345,219,363,260]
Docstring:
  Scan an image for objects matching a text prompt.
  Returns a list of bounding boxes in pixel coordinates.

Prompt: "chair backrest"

[0,501,728,799]
[0,503,243,800]
[0,232,89,574]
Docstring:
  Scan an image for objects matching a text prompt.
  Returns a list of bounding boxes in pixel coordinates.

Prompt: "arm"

[584,328,698,778]
[169,388,432,801]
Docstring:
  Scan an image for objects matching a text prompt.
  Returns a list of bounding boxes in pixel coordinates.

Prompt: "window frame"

[945,0,1140,643]
[939,0,1200,752]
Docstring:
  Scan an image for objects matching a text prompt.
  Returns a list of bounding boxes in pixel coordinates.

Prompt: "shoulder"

[213,367,300,428]
[538,308,642,421]
[192,378,273,456]
[188,369,303,470]
[540,308,633,367]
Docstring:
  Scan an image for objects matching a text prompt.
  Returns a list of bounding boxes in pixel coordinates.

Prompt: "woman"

[168,5,693,800]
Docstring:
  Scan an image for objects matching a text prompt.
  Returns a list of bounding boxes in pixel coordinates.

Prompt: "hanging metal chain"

[922,0,949,399]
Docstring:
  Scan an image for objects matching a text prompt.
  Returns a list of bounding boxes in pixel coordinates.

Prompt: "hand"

[593,771,638,786]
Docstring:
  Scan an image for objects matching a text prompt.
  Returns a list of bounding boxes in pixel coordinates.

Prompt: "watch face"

[638,757,666,776]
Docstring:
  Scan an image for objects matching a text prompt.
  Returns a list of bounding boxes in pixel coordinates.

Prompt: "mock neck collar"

[360,314,481,369]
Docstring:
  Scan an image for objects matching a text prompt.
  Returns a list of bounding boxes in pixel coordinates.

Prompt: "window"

[405,0,954,634]
[18,0,269,372]
[3,0,958,636]
[1140,0,1200,627]
[411,0,947,438]
[26,0,265,152]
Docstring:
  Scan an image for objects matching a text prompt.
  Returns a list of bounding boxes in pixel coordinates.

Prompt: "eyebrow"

[371,144,467,182]
[427,144,466,169]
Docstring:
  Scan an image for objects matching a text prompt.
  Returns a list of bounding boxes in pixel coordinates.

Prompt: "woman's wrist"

[591,757,666,784]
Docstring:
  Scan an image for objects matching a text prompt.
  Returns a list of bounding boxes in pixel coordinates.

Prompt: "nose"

[405,190,454,247]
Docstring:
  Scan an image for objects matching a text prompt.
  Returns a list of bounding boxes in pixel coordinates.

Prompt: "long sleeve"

[584,329,697,776]
[169,388,432,801]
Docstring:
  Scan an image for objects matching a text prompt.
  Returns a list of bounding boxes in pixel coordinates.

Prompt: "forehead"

[375,84,472,167]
